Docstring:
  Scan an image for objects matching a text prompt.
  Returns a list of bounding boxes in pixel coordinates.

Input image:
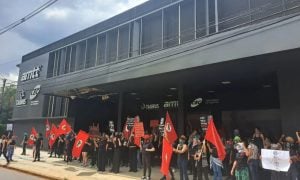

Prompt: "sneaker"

[141,176,146,180]
[146,177,151,180]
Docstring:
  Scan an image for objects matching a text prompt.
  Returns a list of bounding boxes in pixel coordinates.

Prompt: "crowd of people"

[1,125,300,180]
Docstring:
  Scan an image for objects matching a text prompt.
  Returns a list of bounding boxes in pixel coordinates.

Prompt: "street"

[0,167,46,180]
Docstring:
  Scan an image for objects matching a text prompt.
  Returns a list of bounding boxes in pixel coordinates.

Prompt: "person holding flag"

[141,134,155,180]
[205,116,226,180]
[173,135,189,180]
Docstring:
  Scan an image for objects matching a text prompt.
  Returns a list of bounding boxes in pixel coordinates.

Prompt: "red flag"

[122,121,130,140]
[205,116,226,161]
[45,119,50,138]
[48,124,58,149]
[160,138,173,179]
[72,130,89,158]
[164,112,178,144]
[28,127,38,146]
[57,119,72,135]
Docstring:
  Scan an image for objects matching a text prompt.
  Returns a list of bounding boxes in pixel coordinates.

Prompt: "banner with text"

[261,149,290,172]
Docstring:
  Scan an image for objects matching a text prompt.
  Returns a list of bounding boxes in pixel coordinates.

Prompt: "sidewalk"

[0,147,204,180]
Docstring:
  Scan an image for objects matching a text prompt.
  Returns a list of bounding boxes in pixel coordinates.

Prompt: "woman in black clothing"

[21,133,28,155]
[141,134,155,180]
[111,134,122,173]
[82,137,92,167]
[128,135,138,172]
[106,136,114,167]
[97,135,107,172]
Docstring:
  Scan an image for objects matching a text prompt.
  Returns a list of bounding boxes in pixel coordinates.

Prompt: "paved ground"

[0,167,46,180]
[0,147,214,180]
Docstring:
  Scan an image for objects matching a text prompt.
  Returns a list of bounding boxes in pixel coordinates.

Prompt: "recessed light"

[263,84,272,88]
[130,92,137,95]
[169,87,177,91]
[167,94,173,97]
[136,97,141,100]
[208,90,215,93]
[221,81,231,85]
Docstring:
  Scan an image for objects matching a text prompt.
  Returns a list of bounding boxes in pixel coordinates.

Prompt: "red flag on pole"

[204,116,226,161]
[160,112,178,178]
[48,124,58,149]
[28,127,38,146]
[72,130,89,158]
[57,119,72,135]
[164,112,178,144]
[45,119,50,138]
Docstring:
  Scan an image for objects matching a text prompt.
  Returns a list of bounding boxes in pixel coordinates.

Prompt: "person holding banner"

[174,135,189,180]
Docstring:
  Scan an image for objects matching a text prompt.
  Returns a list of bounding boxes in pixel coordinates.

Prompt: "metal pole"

[215,0,219,33]
[0,78,7,112]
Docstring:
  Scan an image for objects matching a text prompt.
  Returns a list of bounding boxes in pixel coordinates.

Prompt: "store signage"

[191,98,203,108]
[30,85,41,106]
[141,101,179,110]
[16,89,27,106]
[205,99,220,104]
[20,65,42,82]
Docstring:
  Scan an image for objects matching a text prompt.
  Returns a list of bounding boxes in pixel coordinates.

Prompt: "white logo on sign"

[30,85,41,100]
[191,98,203,108]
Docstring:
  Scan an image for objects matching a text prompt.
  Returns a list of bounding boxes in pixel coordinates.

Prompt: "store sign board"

[20,66,42,82]
[16,89,27,106]
[141,101,179,110]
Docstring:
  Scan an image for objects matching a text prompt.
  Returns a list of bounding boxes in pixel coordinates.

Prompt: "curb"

[1,164,63,180]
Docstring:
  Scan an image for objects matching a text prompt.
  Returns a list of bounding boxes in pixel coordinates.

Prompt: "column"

[177,85,185,135]
[117,92,123,132]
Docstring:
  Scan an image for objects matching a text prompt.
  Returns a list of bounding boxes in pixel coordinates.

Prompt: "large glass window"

[85,37,97,68]
[209,0,216,34]
[163,5,179,48]
[97,34,106,65]
[196,0,207,38]
[58,48,66,75]
[64,46,71,73]
[181,0,195,43]
[106,30,118,63]
[70,45,76,72]
[129,20,141,57]
[75,40,86,71]
[250,0,283,21]
[47,52,55,78]
[142,11,162,54]
[218,0,250,31]
[54,50,60,76]
[118,24,130,60]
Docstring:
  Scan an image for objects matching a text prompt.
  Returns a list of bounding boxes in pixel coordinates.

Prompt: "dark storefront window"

[106,30,118,63]
[118,24,130,60]
[85,37,97,68]
[97,34,106,65]
[196,0,207,38]
[142,11,162,54]
[181,0,195,43]
[129,20,141,57]
[163,5,179,48]
[43,95,69,117]
[218,0,250,31]
[75,40,86,71]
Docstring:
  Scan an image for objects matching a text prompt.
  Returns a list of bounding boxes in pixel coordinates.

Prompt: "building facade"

[12,0,300,144]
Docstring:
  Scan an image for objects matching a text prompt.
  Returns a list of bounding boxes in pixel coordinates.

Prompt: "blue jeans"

[7,145,14,161]
[177,158,189,180]
[248,159,260,180]
[211,160,222,180]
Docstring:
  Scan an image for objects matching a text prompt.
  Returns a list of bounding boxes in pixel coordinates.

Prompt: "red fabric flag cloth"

[133,122,144,147]
[45,119,50,138]
[72,130,89,158]
[57,119,72,135]
[48,124,58,149]
[28,127,38,146]
[204,116,226,161]
[164,112,178,145]
[160,138,173,179]
[122,121,130,140]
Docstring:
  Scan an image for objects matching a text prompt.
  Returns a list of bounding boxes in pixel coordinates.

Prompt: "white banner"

[261,149,290,172]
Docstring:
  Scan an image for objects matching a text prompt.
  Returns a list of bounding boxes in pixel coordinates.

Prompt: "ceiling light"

[130,92,137,95]
[208,90,215,93]
[167,94,173,97]
[263,84,272,88]
[136,97,141,100]
[221,81,231,85]
[169,87,177,91]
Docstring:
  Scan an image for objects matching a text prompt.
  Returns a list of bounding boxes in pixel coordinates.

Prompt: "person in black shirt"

[111,134,122,173]
[141,134,155,180]
[128,135,138,172]
[97,135,107,172]
[21,132,28,155]
[7,136,16,161]
[33,133,43,162]
[174,135,189,180]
